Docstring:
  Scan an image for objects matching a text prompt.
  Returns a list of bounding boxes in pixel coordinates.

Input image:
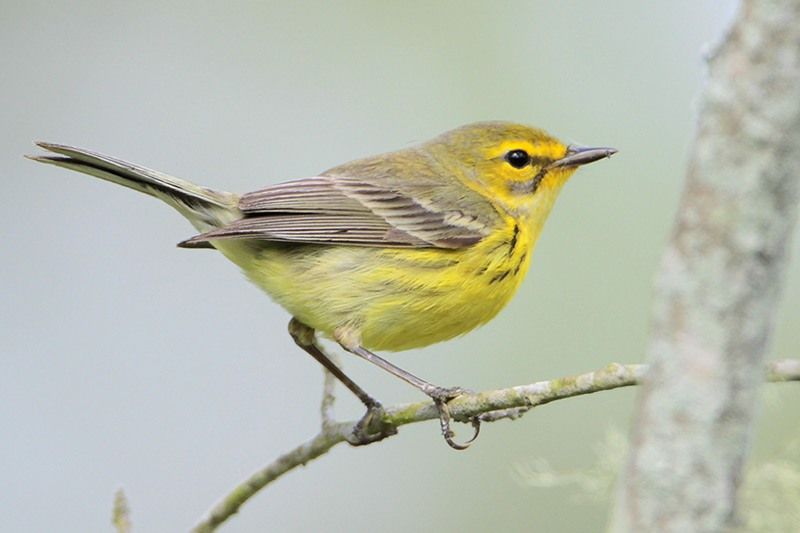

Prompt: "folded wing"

[180,175,489,249]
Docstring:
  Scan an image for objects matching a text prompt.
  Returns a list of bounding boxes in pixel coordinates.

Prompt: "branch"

[613,1,800,530]
[192,359,799,532]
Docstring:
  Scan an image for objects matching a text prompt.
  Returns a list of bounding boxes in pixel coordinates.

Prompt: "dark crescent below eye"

[505,149,531,169]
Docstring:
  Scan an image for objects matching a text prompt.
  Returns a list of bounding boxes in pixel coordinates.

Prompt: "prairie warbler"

[30,122,615,448]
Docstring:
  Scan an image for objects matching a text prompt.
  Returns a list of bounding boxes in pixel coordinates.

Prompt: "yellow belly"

[215,221,532,351]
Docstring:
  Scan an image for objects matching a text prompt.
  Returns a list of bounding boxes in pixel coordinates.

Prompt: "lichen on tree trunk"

[612,1,800,531]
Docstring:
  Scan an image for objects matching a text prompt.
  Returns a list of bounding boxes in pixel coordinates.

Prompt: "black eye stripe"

[525,156,551,167]
[503,150,552,169]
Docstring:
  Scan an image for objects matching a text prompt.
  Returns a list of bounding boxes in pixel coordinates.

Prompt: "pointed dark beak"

[548,145,617,169]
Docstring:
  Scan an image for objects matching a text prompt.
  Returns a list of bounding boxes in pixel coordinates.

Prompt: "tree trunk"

[612,1,800,531]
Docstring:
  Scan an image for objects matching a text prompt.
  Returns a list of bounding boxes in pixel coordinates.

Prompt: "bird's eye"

[504,149,531,169]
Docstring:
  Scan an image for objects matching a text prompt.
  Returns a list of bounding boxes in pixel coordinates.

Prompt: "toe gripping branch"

[346,395,480,450]
[427,386,481,450]
[434,398,481,450]
[347,402,398,446]
[346,388,481,450]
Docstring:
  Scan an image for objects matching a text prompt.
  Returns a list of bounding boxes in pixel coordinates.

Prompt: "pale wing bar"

[183,176,487,249]
[240,177,368,214]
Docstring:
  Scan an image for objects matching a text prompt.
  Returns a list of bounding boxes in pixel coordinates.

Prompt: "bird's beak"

[548,145,617,169]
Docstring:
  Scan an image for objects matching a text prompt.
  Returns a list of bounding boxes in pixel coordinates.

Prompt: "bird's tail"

[28,143,241,236]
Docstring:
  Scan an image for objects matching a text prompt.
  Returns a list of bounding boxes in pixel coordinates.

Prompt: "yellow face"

[477,137,575,209]
[432,122,577,215]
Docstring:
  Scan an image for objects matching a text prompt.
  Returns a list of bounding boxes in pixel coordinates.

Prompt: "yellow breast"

[358,219,532,350]
[221,218,533,352]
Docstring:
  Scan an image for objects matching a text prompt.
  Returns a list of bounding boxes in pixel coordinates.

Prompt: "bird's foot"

[346,402,397,446]
[424,385,481,451]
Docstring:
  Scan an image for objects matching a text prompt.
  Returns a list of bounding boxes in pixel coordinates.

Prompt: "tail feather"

[28,142,241,233]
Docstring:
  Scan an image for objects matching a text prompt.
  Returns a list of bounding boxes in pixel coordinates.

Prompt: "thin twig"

[319,353,340,429]
[192,359,799,531]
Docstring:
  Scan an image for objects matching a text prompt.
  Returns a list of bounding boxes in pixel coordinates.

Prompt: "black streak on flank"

[490,270,511,284]
[508,223,519,257]
[478,223,520,278]
[512,252,527,275]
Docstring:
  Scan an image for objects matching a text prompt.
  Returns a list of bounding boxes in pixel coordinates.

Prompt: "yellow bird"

[30,122,615,448]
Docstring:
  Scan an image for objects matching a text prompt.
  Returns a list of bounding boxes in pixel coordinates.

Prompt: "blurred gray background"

[2,1,798,532]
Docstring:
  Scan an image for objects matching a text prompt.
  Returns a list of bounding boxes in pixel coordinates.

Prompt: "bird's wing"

[179,175,489,249]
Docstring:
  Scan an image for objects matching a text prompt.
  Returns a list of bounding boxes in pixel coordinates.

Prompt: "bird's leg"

[290,319,376,407]
[288,319,396,445]
[334,330,480,450]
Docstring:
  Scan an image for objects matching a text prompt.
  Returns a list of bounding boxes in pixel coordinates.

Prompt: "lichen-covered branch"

[192,360,799,532]
[612,1,800,531]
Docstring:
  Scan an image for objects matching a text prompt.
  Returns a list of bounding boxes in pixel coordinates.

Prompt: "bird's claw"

[346,403,397,446]
[426,385,481,450]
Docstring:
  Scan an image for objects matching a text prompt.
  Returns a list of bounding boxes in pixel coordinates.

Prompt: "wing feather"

[183,173,492,249]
